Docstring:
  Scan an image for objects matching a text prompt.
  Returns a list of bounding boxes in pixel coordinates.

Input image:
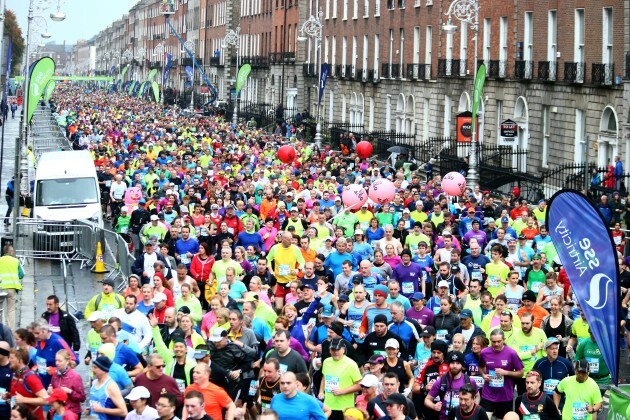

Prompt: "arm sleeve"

[138,317,153,349]
[68,317,81,351]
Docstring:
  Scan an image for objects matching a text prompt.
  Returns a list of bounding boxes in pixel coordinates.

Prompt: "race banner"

[109,66,116,76]
[141,81,151,97]
[151,81,160,102]
[137,81,146,98]
[318,63,329,107]
[121,64,129,80]
[163,53,173,85]
[27,57,55,124]
[185,65,193,83]
[43,80,56,102]
[609,386,630,419]
[547,189,620,385]
[471,63,486,128]
[235,64,251,94]
[127,81,136,95]
[146,68,158,82]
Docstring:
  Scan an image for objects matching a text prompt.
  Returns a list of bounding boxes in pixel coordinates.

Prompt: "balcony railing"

[150,60,162,68]
[537,61,556,82]
[591,63,613,86]
[382,63,391,78]
[268,52,296,64]
[302,63,316,76]
[209,57,221,66]
[564,62,585,83]
[391,63,401,78]
[437,59,462,77]
[488,60,507,78]
[625,53,630,80]
[355,67,363,81]
[345,64,353,79]
[334,64,342,77]
[514,60,533,80]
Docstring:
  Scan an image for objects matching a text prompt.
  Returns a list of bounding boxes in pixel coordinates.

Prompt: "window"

[603,7,613,64]
[574,9,584,63]
[331,36,337,68]
[386,95,392,131]
[352,36,357,73]
[413,26,420,65]
[364,0,369,17]
[398,0,404,8]
[459,21,467,76]
[483,18,491,64]
[332,0,337,18]
[446,24,453,75]
[326,0,330,18]
[399,28,404,76]
[342,37,347,66]
[415,0,420,7]
[422,98,430,141]
[343,0,348,19]
[387,0,393,9]
[496,99,503,144]
[547,10,557,79]
[375,0,380,16]
[499,16,507,63]
[373,34,380,74]
[363,35,369,74]
[575,109,586,163]
[369,97,375,131]
[389,29,394,67]
[542,106,550,168]
[353,0,358,18]
[425,26,432,66]
[324,36,330,62]
[524,12,533,63]
[443,95,451,137]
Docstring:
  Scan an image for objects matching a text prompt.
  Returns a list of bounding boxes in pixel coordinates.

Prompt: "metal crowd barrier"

[29,105,72,159]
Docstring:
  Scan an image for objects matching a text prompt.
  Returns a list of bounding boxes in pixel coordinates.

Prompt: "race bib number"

[521,345,537,361]
[402,282,414,295]
[176,378,186,394]
[488,370,504,388]
[249,380,258,396]
[350,321,361,336]
[279,264,291,276]
[523,415,540,420]
[436,329,448,342]
[325,375,340,393]
[531,282,543,293]
[572,402,588,420]
[279,363,288,373]
[101,303,116,316]
[543,379,559,395]
[586,357,599,374]
[488,275,500,288]
[36,357,47,375]
[180,254,190,264]
[472,376,485,388]
[433,306,441,315]
[105,180,111,187]
[444,391,460,408]
[120,226,129,234]
[614,236,622,245]
[0,387,5,404]
[472,271,482,281]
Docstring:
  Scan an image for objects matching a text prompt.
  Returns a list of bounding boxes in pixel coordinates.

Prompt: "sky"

[11,0,137,45]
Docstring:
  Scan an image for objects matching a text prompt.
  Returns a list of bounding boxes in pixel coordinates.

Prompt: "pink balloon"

[442,171,467,196]
[342,184,368,209]
[368,178,396,205]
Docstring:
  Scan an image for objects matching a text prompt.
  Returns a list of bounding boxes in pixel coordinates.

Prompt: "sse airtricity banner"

[546,189,620,385]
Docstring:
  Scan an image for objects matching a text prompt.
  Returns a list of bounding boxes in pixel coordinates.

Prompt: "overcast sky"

[11,0,135,45]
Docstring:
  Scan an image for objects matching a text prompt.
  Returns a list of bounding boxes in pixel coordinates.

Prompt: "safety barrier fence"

[11,217,135,316]
[30,106,72,159]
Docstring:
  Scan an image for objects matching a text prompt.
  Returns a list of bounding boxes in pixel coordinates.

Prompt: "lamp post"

[15,0,65,235]
[183,40,195,111]
[443,0,479,188]
[222,27,240,125]
[297,10,323,147]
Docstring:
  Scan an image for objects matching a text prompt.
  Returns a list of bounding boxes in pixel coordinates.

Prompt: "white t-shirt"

[110,181,128,200]
[124,406,159,420]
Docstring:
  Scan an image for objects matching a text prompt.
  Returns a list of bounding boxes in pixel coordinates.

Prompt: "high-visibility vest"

[0,256,21,291]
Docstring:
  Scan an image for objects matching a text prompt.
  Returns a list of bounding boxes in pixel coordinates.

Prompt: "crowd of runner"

[4,85,628,420]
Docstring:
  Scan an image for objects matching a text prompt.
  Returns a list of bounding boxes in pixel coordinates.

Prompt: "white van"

[34,150,103,227]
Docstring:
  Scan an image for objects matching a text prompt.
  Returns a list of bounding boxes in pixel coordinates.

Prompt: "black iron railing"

[537,61,556,82]
[564,62,585,83]
[381,63,391,79]
[591,63,613,86]
[514,60,533,80]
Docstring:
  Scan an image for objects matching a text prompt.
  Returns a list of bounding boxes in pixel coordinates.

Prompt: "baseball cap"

[46,388,68,403]
[87,311,105,322]
[321,306,335,318]
[209,328,228,342]
[522,290,536,302]
[338,294,350,303]
[138,198,146,204]
[193,349,209,359]
[385,338,400,349]
[360,374,380,388]
[126,386,151,401]
[459,309,473,319]
[152,292,167,303]
[150,214,159,221]
[299,283,316,291]
[532,254,542,260]
[329,337,346,350]
[403,208,410,214]
[368,355,385,364]
[410,292,425,301]
[518,234,527,240]
[544,337,560,349]
[354,229,364,236]
[334,196,342,202]
[447,351,464,364]
[421,326,436,337]
[383,393,407,406]
[501,217,509,223]
[437,280,449,288]
[575,359,589,372]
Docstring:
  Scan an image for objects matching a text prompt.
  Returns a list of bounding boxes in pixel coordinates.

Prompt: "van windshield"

[36,178,99,206]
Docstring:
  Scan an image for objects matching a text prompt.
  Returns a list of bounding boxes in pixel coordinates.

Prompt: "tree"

[4,10,25,76]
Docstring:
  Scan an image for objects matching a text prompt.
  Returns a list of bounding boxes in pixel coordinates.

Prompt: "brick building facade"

[84,0,629,174]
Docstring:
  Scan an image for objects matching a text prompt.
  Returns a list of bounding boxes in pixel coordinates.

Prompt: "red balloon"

[278,145,296,164]
[356,141,373,159]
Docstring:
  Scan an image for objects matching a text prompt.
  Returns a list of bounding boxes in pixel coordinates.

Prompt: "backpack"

[20,370,38,394]
[94,293,123,311]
